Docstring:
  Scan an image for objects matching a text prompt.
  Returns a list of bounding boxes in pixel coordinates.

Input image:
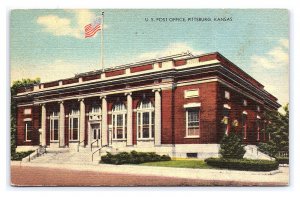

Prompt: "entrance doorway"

[90,123,101,142]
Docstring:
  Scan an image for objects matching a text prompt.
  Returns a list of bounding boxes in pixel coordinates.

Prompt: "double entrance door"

[90,123,101,143]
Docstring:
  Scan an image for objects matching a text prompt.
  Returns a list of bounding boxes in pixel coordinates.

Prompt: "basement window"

[186,153,198,158]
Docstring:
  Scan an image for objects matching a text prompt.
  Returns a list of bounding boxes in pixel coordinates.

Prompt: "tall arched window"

[69,106,79,141]
[112,101,127,139]
[137,100,154,139]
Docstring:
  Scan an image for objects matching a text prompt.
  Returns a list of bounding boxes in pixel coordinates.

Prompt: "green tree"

[258,104,289,157]
[11,78,40,155]
[219,132,246,159]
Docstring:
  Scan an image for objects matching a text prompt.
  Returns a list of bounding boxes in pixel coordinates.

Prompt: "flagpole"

[101,11,104,71]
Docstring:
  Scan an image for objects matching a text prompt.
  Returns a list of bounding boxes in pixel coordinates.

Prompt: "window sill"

[137,138,154,141]
[184,136,200,139]
[69,140,79,142]
[112,139,126,141]
[24,140,32,142]
[50,141,59,143]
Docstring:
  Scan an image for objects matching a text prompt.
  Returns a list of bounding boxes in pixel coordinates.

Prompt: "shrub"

[258,142,277,157]
[11,151,34,161]
[219,132,246,159]
[275,157,289,164]
[205,157,279,171]
[100,151,171,165]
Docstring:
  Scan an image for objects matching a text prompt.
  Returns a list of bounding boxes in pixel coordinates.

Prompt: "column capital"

[39,103,46,107]
[100,95,107,99]
[125,92,132,96]
[58,100,64,104]
[152,88,161,93]
[78,98,85,102]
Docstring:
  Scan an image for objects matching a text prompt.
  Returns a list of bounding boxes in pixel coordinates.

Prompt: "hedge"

[11,151,34,161]
[275,157,289,164]
[101,151,171,165]
[204,158,279,171]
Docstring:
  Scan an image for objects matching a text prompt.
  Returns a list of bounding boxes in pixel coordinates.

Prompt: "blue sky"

[10,9,288,107]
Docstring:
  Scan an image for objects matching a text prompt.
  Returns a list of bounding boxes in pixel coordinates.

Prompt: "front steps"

[28,146,113,165]
[244,145,274,160]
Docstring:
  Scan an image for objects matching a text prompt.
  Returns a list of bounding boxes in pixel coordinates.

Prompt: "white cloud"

[11,59,98,83]
[279,38,289,49]
[37,10,100,39]
[249,38,289,109]
[250,39,288,70]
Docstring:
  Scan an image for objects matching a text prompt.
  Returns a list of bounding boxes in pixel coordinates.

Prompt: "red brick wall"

[161,89,174,144]
[62,78,79,85]
[16,106,40,146]
[174,59,187,67]
[44,81,59,88]
[130,64,153,73]
[105,69,125,77]
[82,74,100,82]
[216,83,265,144]
[173,82,218,144]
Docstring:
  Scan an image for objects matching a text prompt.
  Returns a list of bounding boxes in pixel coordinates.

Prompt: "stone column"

[79,98,85,144]
[126,92,133,146]
[101,96,108,146]
[153,89,161,146]
[59,101,65,147]
[41,104,46,146]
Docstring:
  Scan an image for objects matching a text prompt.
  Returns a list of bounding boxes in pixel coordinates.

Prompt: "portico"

[38,89,162,150]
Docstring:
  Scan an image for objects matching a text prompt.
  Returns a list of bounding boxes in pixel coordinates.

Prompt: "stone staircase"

[244,145,274,160]
[28,146,113,165]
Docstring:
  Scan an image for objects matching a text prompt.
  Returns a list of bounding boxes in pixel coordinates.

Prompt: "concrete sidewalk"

[11,161,289,185]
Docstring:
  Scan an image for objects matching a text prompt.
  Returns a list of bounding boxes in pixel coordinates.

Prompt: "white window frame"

[24,121,32,142]
[112,102,127,140]
[50,111,59,142]
[225,91,230,100]
[137,100,155,140]
[69,108,79,141]
[185,107,200,138]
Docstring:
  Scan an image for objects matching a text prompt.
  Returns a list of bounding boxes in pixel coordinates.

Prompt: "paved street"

[10,162,289,186]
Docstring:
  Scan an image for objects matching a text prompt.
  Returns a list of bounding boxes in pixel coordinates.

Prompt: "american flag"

[85,17,102,38]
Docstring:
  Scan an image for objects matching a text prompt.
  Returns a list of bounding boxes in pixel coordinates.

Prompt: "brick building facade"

[14,52,280,158]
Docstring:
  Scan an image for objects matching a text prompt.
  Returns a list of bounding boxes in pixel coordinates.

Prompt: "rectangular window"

[242,114,247,139]
[50,119,59,141]
[137,111,154,139]
[24,121,32,141]
[112,113,126,139]
[116,114,123,139]
[257,119,261,141]
[186,108,200,137]
[225,91,230,100]
[142,112,150,138]
[69,117,79,141]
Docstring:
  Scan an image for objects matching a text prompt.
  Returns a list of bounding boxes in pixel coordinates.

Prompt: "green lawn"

[140,159,212,169]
